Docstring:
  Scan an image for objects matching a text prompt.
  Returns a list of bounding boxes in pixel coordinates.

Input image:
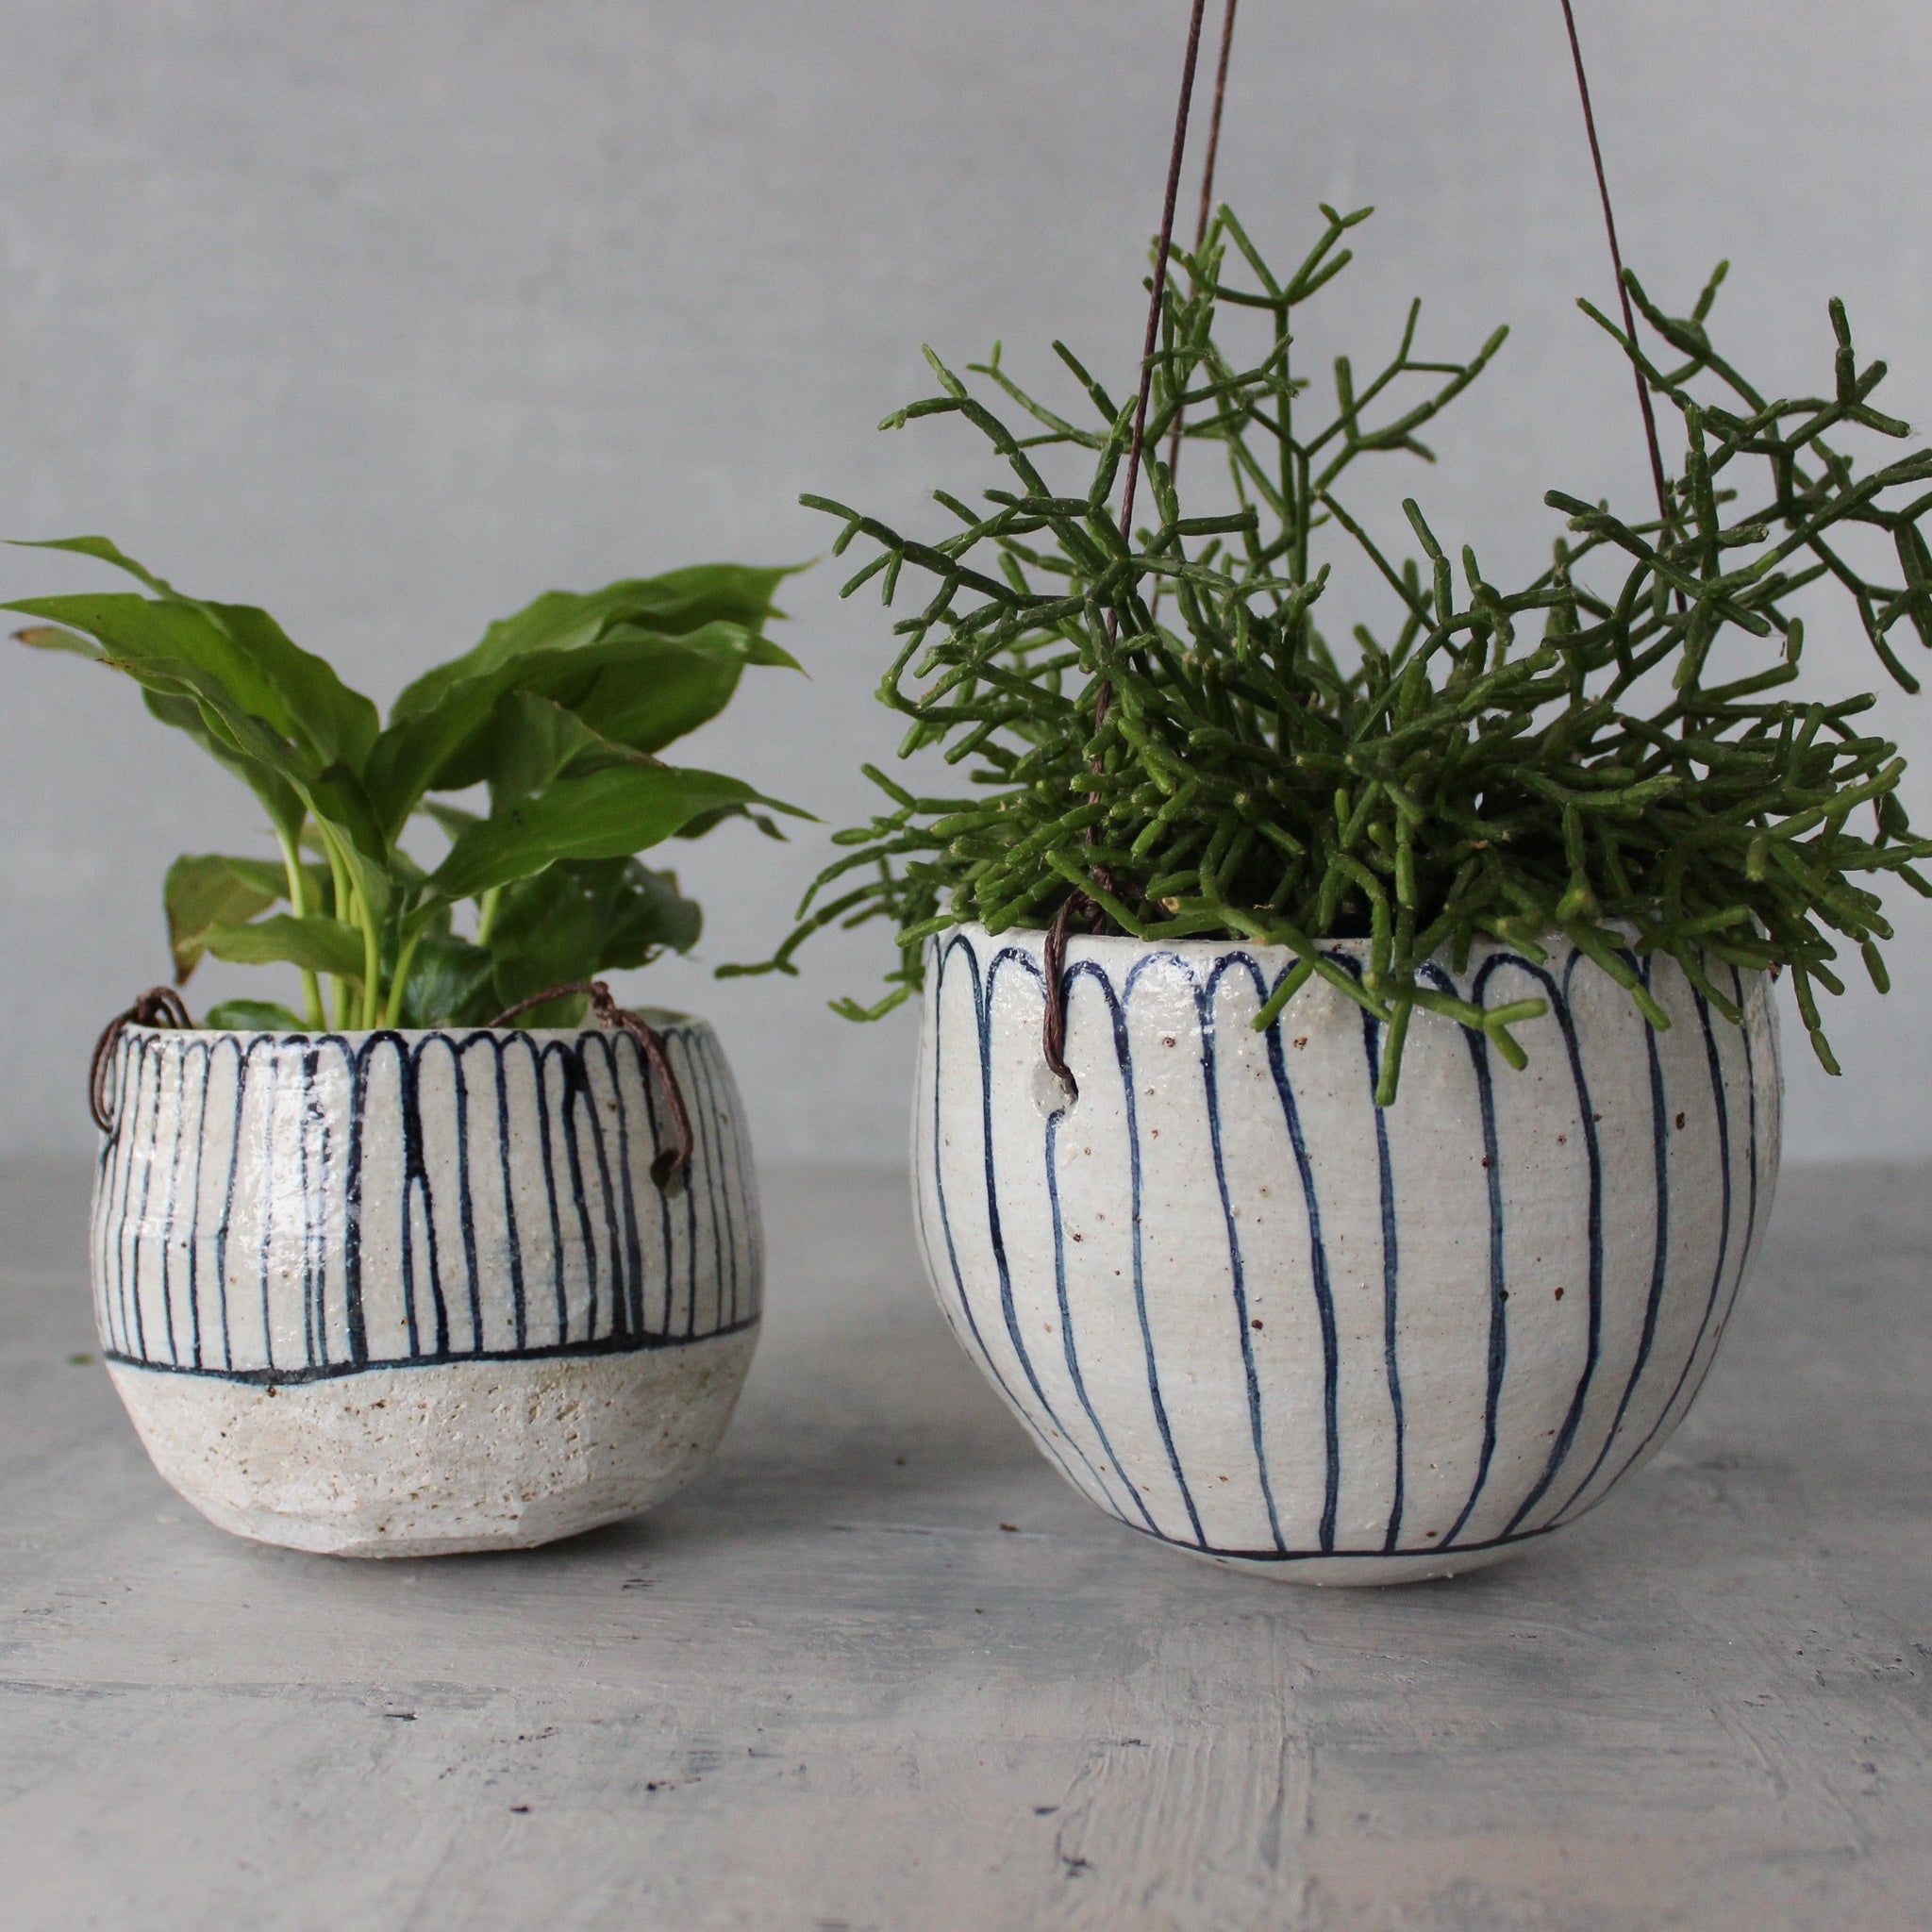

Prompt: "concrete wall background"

[2,0,1929,1163]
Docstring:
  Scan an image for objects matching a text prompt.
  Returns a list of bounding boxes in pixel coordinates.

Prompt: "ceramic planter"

[915,924,1779,1585]
[92,1017,761,1556]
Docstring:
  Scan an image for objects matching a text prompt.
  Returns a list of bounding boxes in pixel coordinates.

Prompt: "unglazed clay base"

[108,1331,757,1556]
[92,1016,764,1556]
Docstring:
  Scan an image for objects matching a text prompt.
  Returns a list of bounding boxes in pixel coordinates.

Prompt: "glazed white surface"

[915,925,1781,1584]
[91,1020,763,1555]
[94,1020,760,1375]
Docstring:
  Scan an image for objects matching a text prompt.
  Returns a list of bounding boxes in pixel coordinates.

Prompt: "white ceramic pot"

[916,924,1779,1585]
[92,1017,761,1556]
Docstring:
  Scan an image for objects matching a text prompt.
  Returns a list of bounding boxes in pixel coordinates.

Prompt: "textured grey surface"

[2,1158,1928,1931]
[3,3,1932,1162]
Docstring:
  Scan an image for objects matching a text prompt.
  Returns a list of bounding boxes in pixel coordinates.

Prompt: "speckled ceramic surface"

[915,924,1781,1585]
[92,1017,762,1556]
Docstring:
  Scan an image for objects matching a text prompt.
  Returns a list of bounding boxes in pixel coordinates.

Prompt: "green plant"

[739,203,1932,1097]
[10,541,806,1029]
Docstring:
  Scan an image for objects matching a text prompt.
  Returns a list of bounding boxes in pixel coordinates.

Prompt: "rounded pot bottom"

[1177,1538,1535,1587]
[108,1327,758,1557]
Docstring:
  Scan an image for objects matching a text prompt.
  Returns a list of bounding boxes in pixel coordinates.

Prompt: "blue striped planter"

[915,924,1779,1584]
[94,1017,761,1555]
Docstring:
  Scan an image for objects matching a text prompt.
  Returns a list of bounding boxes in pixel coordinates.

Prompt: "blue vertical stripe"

[1501,953,1604,1537]
[94,1021,758,1387]
[912,931,1776,1565]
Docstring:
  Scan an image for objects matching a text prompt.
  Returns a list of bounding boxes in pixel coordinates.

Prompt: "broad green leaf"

[9,534,188,597]
[394,856,702,1025]
[165,853,291,980]
[141,658,383,873]
[484,858,702,1015]
[365,618,800,832]
[4,587,377,771]
[599,861,703,962]
[120,644,389,872]
[212,600,378,768]
[202,997,306,1031]
[484,690,608,812]
[389,564,793,724]
[8,586,388,875]
[11,539,380,764]
[400,934,499,1028]
[8,592,256,691]
[204,914,367,981]
[549,622,796,756]
[429,764,771,901]
[25,634,304,844]
[481,875,606,1013]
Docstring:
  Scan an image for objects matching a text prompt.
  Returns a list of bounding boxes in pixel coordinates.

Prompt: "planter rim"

[938,920,1658,964]
[115,1008,702,1043]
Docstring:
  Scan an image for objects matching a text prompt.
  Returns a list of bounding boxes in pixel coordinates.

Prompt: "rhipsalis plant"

[10,546,806,1028]
[739,204,1932,1098]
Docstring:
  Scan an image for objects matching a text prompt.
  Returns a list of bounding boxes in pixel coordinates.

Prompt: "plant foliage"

[740,204,1932,1097]
[11,546,805,1028]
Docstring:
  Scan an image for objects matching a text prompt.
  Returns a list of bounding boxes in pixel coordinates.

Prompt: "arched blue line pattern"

[92,1023,762,1386]
[913,928,1779,1565]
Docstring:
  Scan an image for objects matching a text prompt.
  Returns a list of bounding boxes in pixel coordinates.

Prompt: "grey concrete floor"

[2,1159,1928,1931]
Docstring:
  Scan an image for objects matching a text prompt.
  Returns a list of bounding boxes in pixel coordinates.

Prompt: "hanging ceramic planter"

[916,924,1778,1583]
[92,1004,761,1556]
[752,3,1927,1585]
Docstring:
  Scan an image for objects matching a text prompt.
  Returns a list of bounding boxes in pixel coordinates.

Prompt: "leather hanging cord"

[1043,0,1212,1095]
[89,986,192,1133]
[489,980,694,1186]
[1161,0,1240,494]
[1098,0,1211,708]
[1557,0,1674,533]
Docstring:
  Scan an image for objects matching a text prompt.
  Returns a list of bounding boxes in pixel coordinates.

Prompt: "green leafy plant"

[10,541,806,1028]
[739,203,1932,1097]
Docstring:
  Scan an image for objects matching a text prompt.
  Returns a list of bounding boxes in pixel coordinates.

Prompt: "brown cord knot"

[89,986,193,1133]
[1041,892,1106,1102]
[489,980,694,1190]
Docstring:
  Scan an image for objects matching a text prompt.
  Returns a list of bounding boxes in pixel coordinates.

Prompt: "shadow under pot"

[915,924,1781,1586]
[92,1017,762,1556]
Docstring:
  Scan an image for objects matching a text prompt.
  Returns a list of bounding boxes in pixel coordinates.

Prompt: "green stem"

[315,822,382,1029]
[358,887,381,1029]
[475,885,503,946]
[322,834,354,1029]
[275,820,325,1028]
[382,925,424,1030]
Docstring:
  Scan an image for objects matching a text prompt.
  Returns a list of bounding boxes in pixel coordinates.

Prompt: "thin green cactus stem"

[728,206,1932,1100]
